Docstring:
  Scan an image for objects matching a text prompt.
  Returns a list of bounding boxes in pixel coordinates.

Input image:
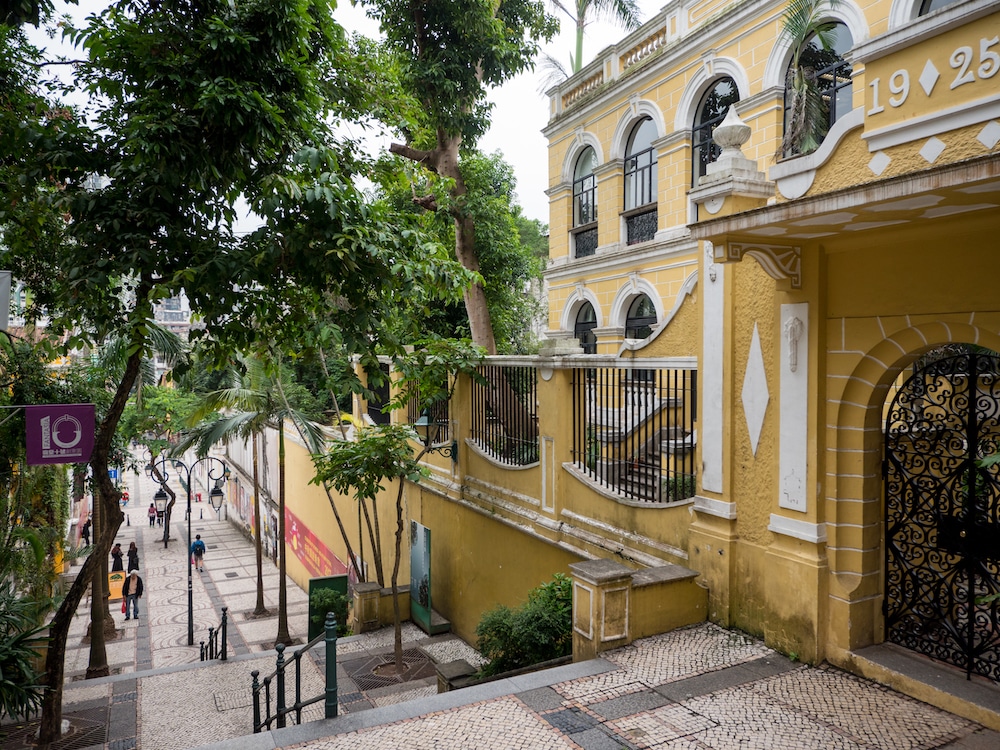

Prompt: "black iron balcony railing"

[470,364,539,466]
[572,365,697,503]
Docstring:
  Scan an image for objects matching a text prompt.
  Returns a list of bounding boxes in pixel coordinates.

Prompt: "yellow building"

[539,0,1000,723]
[220,0,1000,727]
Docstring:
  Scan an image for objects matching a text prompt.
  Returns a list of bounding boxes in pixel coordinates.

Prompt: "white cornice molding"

[768,514,827,543]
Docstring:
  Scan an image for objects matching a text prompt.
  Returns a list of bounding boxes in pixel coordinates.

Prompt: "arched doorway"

[884,344,1000,679]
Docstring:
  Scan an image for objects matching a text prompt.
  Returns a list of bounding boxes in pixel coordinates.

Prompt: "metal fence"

[572,366,697,503]
[199,606,228,661]
[470,364,539,465]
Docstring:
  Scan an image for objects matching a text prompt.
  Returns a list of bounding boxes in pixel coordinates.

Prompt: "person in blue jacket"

[191,534,206,572]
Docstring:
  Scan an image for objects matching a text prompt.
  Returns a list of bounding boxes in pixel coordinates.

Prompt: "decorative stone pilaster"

[569,559,633,660]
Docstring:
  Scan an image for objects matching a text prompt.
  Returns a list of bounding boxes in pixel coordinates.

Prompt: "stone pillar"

[569,559,633,661]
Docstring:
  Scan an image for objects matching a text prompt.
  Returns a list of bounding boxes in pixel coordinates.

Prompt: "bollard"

[207,627,215,659]
[324,613,338,719]
[251,670,261,733]
[275,643,287,729]
[126,515,130,526]
[221,606,228,661]
[200,508,203,520]
[200,641,205,661]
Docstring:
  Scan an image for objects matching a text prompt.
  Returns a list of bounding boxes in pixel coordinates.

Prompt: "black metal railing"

[572,365,697,503]
[470,364,539,465]
[199,606,228,661]
[252,614,340,732]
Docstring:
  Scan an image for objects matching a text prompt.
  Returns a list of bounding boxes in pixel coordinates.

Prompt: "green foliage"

[662,473,696,502]
[309,588,351,637]
[779,0,842,157]
[475,573,573,677]
[0,583,47,721]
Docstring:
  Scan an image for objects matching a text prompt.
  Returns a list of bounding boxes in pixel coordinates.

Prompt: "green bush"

[0,584,47,721]
[475,573,572,677]
[309,588,351,638]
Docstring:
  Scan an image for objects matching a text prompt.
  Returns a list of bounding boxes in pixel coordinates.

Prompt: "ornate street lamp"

[147,454,229,646]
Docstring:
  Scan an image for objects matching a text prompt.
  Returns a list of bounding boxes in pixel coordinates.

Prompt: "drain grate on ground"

[225,572,239,578]
[70,666,122,681]
[344,648,437,692]
[0,705,108,750]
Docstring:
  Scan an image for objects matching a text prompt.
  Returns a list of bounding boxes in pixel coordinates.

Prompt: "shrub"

[309,588,351,638]
[475,573,573,677]
[0,585,47,721]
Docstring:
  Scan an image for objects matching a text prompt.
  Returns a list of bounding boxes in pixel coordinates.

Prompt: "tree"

[0,0,365,739]
[779,0,842,157]
[551,0,640,73]
[313,337,484,670]
[369,0,558,354]
[178,353,325,646]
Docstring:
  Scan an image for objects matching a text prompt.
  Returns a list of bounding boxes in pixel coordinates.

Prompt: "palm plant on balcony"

[779,0,841,158]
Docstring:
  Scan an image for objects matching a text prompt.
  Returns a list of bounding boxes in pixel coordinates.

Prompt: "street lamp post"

[147,455,229,646]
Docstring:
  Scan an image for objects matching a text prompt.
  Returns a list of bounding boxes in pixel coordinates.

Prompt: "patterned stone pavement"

[10,461,1000,750]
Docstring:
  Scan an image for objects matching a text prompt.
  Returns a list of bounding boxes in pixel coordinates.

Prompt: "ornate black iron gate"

[884,346,1000,680]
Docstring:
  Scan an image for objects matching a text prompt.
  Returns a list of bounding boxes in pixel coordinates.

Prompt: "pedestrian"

[190,534,206,572]
[81,518,91,547]
[110,542,124,571]
[148,503,157,527]
[127,541,139,571]
[122,568,144,621]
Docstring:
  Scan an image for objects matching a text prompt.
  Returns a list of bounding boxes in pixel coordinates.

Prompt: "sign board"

[25,404,95,465]
[409,521,432,633]
[108,570,125,601]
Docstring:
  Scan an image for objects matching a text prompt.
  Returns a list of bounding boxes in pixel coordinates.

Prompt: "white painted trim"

[694,494,736,520]
[609,276,663,331]
[779,303,809,512]
[573,581,595,639]
[771,108,864,199]
[617,270,699,355]
[862,95,1000,153]
[560,131,605,183]
[702,240,725,494]
[673,57,752,133]
[610,99,666,161]
[601,585,630,642]
[768,513,828,543]
[762,0,869,89]
[542,436,555,513]
[559,286,604,334]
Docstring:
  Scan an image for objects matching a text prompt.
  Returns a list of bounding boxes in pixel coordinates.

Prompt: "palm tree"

[544,0,642,84]
[180,353,325,646]
[779,0,842,158]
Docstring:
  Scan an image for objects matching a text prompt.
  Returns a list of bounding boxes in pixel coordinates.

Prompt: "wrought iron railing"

[251,614,340,732]
[572,365,697,503]
[199,606,228,662]
[470,364,539,465]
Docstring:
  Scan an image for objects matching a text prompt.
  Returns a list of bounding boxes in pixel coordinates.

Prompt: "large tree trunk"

[38,347,142,745]
[252,432,269,616]
[390,132,497,355]
[275,428,290,647]
[86,487,110,678]
[390,478,406,670]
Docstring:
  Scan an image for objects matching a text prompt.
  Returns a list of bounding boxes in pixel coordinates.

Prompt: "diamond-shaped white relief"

[741,323,769,456]
[919,59,940,97]
[869,151,891,176]
[978,121,1000,150]
[920,137,946,163]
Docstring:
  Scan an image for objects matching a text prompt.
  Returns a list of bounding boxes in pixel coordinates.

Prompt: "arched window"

[574,302,598,354]
[573,147,598,258]
[783,22,853,156]
[624,118,658,245]
[625,294,657,339]
[692,77,740,184]
[919,0,960,13]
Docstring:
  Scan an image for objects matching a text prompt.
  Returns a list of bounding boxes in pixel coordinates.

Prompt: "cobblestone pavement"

[7,462,1000,750]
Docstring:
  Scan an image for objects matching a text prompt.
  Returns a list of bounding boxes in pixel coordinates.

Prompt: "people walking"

[80,518,91,547]
[111,542,124,572]
[127,541,139,572]
[190,534,206,572]
[148,503,157,527]
[122,568,144,621]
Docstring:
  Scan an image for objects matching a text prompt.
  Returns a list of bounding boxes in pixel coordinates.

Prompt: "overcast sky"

[28,0,663,226]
